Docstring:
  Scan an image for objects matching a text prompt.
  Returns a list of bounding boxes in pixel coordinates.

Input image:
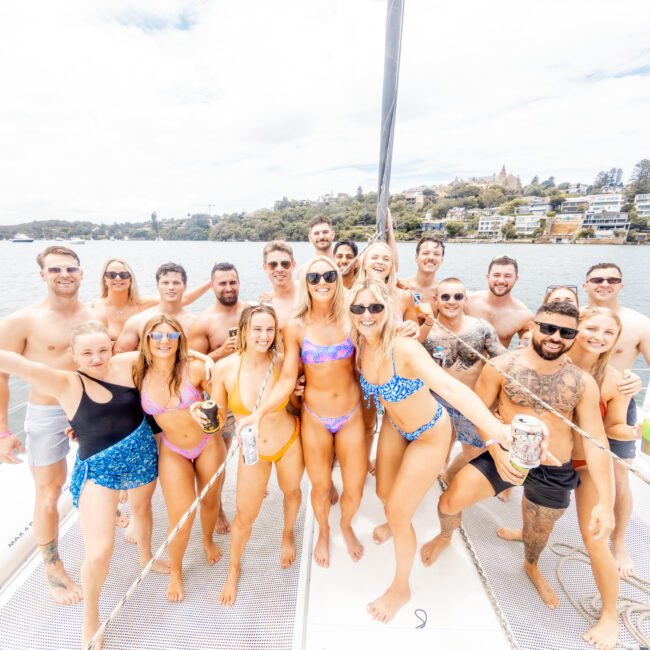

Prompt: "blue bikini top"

[359,347,424,408]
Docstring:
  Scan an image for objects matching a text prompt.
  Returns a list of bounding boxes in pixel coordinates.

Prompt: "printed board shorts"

[221,411,235,440]
[433,393,484,448]
[469,452,579,510]
[24,403,70,467]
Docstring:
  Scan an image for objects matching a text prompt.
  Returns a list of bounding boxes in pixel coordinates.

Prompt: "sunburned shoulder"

[619,306,650,325]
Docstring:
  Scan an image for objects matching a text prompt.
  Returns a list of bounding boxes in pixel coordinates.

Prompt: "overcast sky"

[1,0,649,225]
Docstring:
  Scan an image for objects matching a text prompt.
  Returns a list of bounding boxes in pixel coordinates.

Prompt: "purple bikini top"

[300,336,355,365]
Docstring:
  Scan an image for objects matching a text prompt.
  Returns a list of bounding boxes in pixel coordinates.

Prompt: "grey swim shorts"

[434,394,484,448]
[24,403,70,466]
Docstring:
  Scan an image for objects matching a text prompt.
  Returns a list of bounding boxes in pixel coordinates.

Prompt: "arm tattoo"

[40,537,61,566]
[482,321,506,358]
[503,355,585,416]
[438,504,461,539]
[522,498,565,564]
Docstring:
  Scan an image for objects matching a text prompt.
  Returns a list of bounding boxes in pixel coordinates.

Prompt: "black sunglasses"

[306,270,338,285]
[349,303,385,315]
[267,260,292,270]
[439,292,465,302]
[587,277,622,285]
[47,266,80,274]
[534,321,578,339]
[105,271,131,280]
[546,284,577,294]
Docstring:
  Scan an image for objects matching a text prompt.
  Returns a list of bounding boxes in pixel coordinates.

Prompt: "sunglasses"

[306,270,338,285]
[105,271,131,280]
[349,303,385,315]
[546,284,577,294]
[587,277,622,285]
[534,321,578,339]
[267,260,292,270]
[148,331,182,341]
[46,266,80,274]
[439,293,465,302]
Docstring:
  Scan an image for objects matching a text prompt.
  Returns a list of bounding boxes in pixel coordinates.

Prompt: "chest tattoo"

[425,323,504,371]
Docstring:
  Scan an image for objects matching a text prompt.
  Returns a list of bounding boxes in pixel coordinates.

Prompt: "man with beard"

[465,255,533,347]
[424,278,505,481]
[399,236,445,305]
[259,241,297,331]
[420,301,615,616]
[307,216,335,259]
[0,246,100,605]
[334,239,360,289]
[115,262,196,351]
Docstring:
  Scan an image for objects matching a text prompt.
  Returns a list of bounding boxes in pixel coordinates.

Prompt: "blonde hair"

[293,256,346,325]
[578,306,622,388]
[70,320,111,348]
[133,315,189,400]
[358,242,397,292]
[236,304,280,354]
[348,279,396,366]
[100,258,142,304]
[543,286,579,308]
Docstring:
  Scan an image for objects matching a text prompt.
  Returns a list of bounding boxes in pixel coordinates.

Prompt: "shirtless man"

[334,239,359,290]
[0,246,100,605]
[423,278,505,481]
[307,216,335,259]
[583,262,650,575]
[465,255,534,347]
[259,241,297,331]
[421,301,615,634]
[399,236,445,305]
[114,262,196,352]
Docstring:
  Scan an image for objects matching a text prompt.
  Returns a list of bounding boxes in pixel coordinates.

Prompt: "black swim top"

[69,371,145,460]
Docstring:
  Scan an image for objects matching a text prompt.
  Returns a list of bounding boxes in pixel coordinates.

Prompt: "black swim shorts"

[607,436,636,460]
[626,399,637,427]
[469,452,579,510]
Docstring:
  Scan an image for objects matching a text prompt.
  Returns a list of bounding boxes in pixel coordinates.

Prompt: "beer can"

[229,327,238,338]
[199,400,220,434]
[241,425,259,466]
[432,345,448,368]
[509,414,544,472]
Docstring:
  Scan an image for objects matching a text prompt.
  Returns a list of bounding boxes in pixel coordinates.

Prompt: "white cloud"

[0,0,649,224]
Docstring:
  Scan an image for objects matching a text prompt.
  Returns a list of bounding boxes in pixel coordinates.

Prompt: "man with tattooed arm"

[420,300,615,614]
[423,278,506,481]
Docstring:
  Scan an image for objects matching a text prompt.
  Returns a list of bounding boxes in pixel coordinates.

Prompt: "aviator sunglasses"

[267,260,292,270]
[349,303,385,315]
[105,271,132,280]
[47,266,81,274]
[534,321,578,339]
[147,331,182,341]
[439,292,465,302]
[306,270,338,285]
[587,277,622,285]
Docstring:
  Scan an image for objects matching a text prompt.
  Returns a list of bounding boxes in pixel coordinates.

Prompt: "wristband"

[484,438,499,449]
[0,430,14,439]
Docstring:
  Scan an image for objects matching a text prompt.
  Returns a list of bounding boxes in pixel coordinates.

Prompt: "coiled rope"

[432,318,650,486]
[85,356,277,650]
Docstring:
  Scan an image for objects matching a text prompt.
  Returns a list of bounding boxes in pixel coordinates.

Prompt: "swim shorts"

[24,403,70,466]
[469,452,579,510]
[221,410,235,440]
[626,399,637,426]
[433,394,484,448]
[607,437,636,460]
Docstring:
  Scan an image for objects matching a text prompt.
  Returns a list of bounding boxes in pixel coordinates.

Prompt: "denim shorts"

[433,394,484,448]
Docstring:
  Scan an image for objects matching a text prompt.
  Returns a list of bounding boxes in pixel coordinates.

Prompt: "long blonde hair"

[100,258,142,304]
[236,304,280,354]
[348,279,396,366]
[578,306,622,388]
[133,315,189,399]
[358,242,397,293]
[293,256,346,325]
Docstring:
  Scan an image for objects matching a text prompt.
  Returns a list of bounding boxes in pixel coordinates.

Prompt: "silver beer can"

[241,426,259,466]
[509,414,543,471]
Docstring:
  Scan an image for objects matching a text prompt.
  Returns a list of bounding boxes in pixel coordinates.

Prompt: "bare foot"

[214,508,231,535]
[329,484,339,506]
[611,542,635,577]
[166,573,184,602]
[124,522,137,544]
[45,563,83,605]
[372,522,392,545]
[420,535,451,567]
[143,557,171,574]
[368,459,376,476]
[280,530,296,568]
[81,623,103,650]
[204,539,223,565]
[496,527,522,541]
[115,509,129,528]
[219,566,240,606]
[497,488,512,502]
[583,614,619,650]
[342,525,364,562]
[524,561,558,608]
[367,584,410,623]
[313,530,330,568]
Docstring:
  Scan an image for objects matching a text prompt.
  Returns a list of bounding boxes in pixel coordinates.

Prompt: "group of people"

[0,214,648,650]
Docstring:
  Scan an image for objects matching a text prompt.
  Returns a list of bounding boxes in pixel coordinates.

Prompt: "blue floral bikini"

[359,347,443,442]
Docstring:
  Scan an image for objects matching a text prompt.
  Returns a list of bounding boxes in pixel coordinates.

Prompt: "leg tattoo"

[522,499,564,564]
[438,504,461,539]
[40,537,61,566]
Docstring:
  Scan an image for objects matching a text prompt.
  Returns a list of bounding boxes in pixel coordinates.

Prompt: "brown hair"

[235,304,280,354]
[543,286,579,308]
[578,307,622,389]
[263,241,294,263]
[585,262,622,279]
[132,315,189,401]
[488,255,518,274]
[100,258,141,303]
[36,246,80,269]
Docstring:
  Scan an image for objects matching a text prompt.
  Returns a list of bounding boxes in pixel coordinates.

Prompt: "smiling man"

[307,216,335,259]
[465,255,534,347]
[399,236,445,305]
[259,241,297,331]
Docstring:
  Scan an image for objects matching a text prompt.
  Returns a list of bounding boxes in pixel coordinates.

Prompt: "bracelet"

[484,438,499,448]
[0,430,14,439]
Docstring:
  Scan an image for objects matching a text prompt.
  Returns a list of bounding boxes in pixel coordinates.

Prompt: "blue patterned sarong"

[70,418,158,507]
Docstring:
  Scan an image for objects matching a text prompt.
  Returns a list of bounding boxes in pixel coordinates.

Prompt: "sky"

[0,0,649,225]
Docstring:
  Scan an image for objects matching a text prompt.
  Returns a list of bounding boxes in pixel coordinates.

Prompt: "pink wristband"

[484,438,498,448]
[0,430,14,439]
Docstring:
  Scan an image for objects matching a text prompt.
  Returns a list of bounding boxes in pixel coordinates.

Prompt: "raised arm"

[182,280,212,307]
[386,208,399,273]
[639,315,650,366]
